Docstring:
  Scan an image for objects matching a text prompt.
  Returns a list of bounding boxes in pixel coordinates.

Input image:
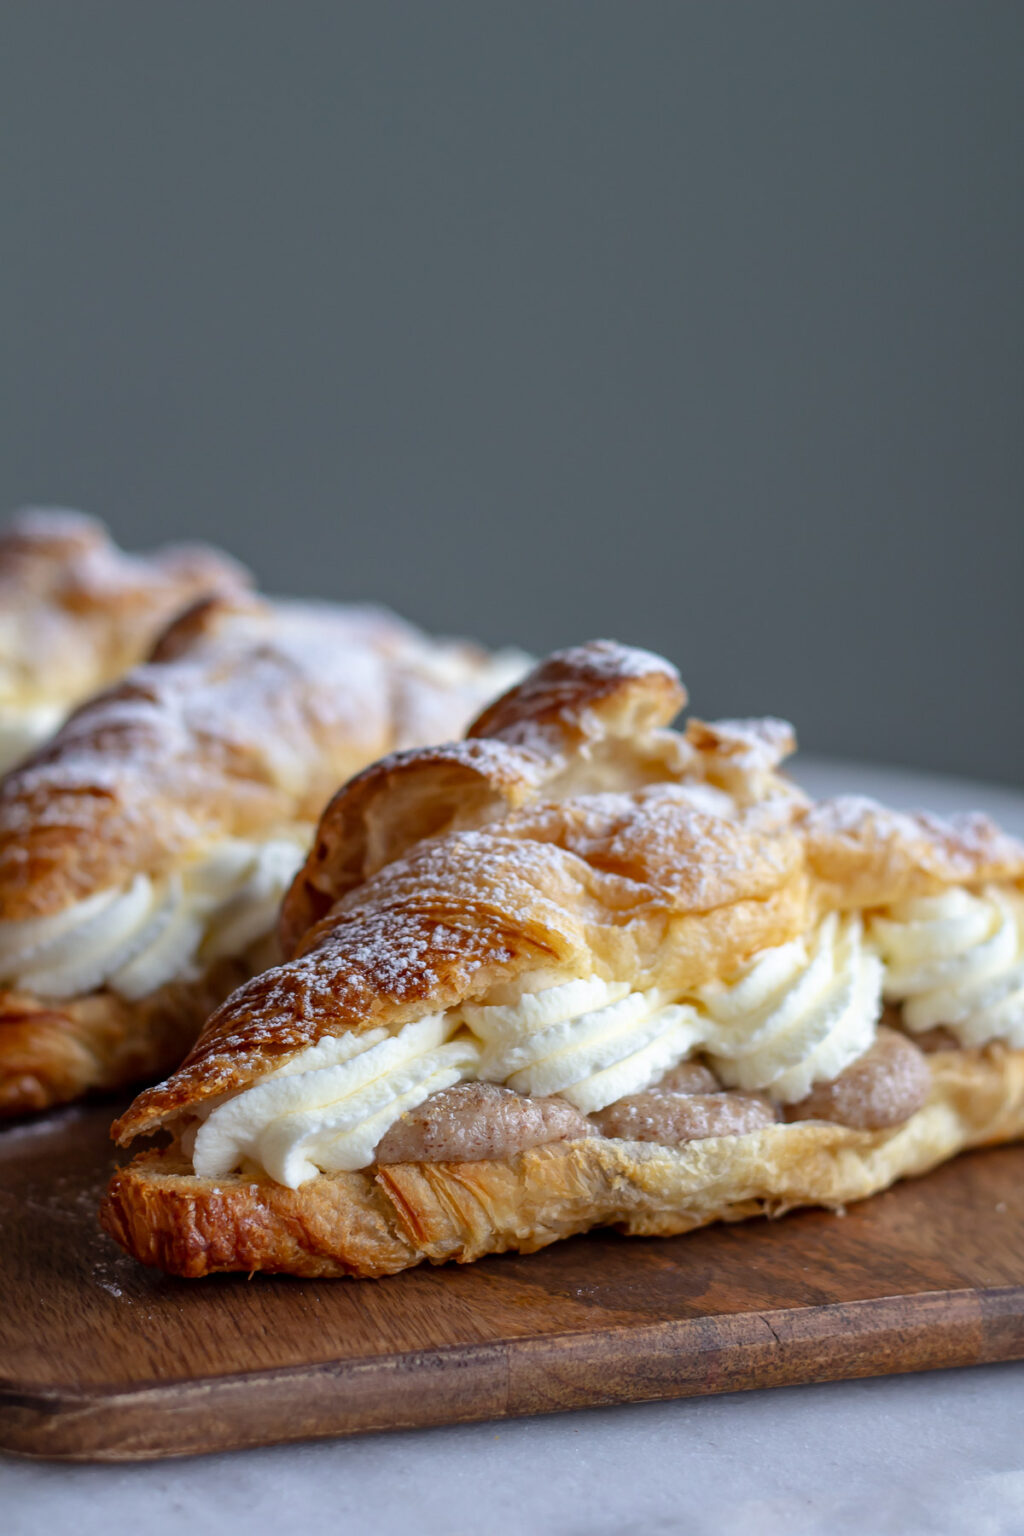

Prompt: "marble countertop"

[5,757,1024,1536]
[6,1365,1024,1536]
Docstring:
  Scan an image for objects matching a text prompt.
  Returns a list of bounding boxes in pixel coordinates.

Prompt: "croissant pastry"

[102,640,1024,1279]
[0,507,251,771]
[0,593,527,1113]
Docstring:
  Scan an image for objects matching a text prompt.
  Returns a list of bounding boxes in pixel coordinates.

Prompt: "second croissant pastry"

[0,507,250,771]
[0,593,526,1114]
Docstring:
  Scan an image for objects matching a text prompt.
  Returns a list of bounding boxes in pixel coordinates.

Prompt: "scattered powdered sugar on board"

[7,1162,148,1306]
[0,1102,89,1146]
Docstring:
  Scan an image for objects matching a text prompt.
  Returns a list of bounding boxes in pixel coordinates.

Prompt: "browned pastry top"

[0,507,251,707]
[0,594,526,922]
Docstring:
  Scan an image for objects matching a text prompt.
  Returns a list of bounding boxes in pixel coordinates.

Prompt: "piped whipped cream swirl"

[870,886,1024,1047]
[192,911,891,1182]
[464,977,704,1114]
[697,912,883,1102]
[191,1016,480,1186]
[0,833,309,1001]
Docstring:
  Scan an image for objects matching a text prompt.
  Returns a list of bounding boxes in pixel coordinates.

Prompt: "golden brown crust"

[0,596,527,921]
[0,507,251,712]
[100,1046,1024,1279]
[279,646,800,954]
[279,642,688,952]
[465,638,687,751]
[0,954,258,1117]
[276,738,549,955]
[800,795,1024,908]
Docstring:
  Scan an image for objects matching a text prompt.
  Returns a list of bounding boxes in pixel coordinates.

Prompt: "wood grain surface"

[2,1099,1023,1462]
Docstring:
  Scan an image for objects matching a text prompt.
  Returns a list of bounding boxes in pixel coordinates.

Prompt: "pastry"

[0,507,251,770]
[104,640,1024,1280]
[0,594,528,1114]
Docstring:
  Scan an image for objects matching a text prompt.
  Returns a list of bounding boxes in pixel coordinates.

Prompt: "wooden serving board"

[2,1100,1024,1462]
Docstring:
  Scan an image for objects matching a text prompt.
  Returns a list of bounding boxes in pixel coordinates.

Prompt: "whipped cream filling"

[0,700,67,772]
[0,833,309,1001]
[696,912,882,1102]
[192,911,890,1181]
[191,1015,481,1186]
[870,886,1024,1047]
[464,978,705,1114]
[179,881,1024,1185]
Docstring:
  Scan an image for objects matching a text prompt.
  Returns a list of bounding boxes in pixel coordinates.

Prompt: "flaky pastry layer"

[0,954,260,1116]
[101,1046,1024,1278]
[0,507,250,717]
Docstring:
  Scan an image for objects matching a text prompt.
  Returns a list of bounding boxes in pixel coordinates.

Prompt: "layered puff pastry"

[0,594,527,1114]
[102,640,1024,1280]
[0,507,251,771]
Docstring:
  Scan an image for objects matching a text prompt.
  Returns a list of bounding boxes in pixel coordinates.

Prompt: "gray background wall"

[3,2,1022,782]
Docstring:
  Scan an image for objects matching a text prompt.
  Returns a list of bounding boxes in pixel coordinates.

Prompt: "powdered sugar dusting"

[467,640,686,755]
[0,601,531,916]
[149,897,530,1108]
[0,507,250,708]
[692,716,796,771]
[806,794,1024,865]
[804,794,1024,885]
[504,784,801,911]
[550,640,680,683]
